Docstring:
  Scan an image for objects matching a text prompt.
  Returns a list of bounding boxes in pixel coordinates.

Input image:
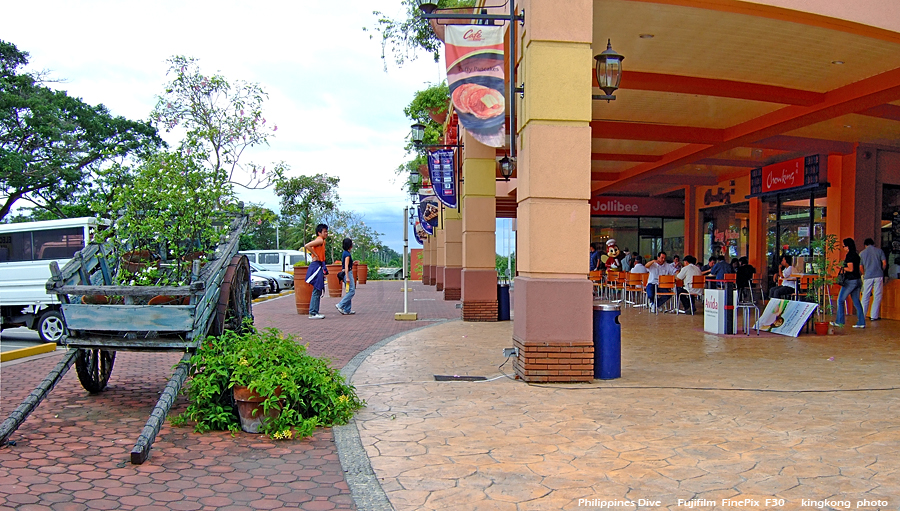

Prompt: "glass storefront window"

[590,216,683,262]
[763,189,826,284]
[702,203,749,261]
[882,184,900,264]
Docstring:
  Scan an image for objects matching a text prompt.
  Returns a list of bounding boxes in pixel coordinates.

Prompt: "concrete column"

[461,131,499,321]
[684,185,699,258]
[513,0,594,382]
[435,211,446,292]
[443,207,463,300]
[422,236,432,284]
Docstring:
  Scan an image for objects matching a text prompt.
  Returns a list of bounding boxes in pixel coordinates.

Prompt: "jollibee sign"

[590,196,683,217]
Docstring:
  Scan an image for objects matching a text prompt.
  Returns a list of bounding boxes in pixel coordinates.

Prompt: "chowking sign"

[445,25,505,148]
[761,157,804,193]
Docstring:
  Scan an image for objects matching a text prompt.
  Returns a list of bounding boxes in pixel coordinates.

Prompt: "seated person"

[710,255,734,281]
[676,255,703,311]
[629,255,649,274]
[769,254,797,299]
[735,256,757,300]
[700,256,717,275]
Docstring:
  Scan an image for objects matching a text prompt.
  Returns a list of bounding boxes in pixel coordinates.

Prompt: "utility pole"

[395,206,416,320]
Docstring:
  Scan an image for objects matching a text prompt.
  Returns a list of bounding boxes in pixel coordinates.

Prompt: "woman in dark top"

[335,238,356,315]
[832,237,865,328]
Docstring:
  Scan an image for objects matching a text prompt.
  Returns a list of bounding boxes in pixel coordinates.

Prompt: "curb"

[0,343,57,363]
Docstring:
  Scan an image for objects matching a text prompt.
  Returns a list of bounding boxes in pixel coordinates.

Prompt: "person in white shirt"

[769,254,797,299]
[676,255,703,311]
[630,255,649,274]
[646,251,676,310]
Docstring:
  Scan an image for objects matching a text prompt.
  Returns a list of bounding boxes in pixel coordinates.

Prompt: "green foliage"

[496,252,516,280]
[175,326,365,439]
[0,40,162,221]
[810,234,841,317]
[276,173,340,249]
[94,150,235,286]
[152,55,286,190]
[399,82,450,192]
[367,0,477,67]
[239,204,280,250]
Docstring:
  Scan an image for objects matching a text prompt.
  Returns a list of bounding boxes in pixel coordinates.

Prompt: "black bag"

[835,270,846,287]
[337,270,346,283]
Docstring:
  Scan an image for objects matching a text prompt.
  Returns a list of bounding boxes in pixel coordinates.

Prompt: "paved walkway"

[0,281,461,510]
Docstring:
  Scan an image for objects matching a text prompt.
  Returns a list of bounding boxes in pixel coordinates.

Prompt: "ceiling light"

[639,34,654,39]
[844,125,852,128]
[832,60,845,65]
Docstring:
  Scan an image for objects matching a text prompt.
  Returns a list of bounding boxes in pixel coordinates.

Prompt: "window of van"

[34,228,84,260]
[259,253,280,265]
[243,253,256,262]
[289,255,306,265]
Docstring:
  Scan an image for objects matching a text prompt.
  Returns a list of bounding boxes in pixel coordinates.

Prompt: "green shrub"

[174,325,364,439]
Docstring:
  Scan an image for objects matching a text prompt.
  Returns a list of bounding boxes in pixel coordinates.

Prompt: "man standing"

[303,224,329,319]
[860,238,887,320]
[646,251,676,312]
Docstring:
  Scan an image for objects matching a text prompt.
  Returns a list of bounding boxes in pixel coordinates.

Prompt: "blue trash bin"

[592,304,621,379]
[497,283,510,321]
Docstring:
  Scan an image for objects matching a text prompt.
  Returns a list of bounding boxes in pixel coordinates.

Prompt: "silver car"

[248,262,293,292]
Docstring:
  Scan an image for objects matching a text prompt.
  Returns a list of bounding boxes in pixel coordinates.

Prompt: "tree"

[496,252,516,280]
[275,174,340,249]
[367,0,476,67]
[152,55,285,190]
[398,82,449,194]
[239,205,279,250]
[319,209,385,265]
[0,40,162,222]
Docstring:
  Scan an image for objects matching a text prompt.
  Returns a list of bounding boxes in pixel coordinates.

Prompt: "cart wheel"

[37,309,67,344]
[210,255,253,336]
[74,349,116,394]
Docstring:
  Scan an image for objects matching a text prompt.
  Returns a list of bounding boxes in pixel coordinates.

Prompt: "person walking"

[335,237,356,315]
[589,243,600,272]
[859,238,887,321]
[832,238,866,329]
[303,224,329,319]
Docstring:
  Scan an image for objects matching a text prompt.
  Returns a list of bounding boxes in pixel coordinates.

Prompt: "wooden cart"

[0,214,251,464]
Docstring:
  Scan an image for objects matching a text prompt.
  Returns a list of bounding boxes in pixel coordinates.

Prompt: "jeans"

[309,288,323,315]
[861,277,884,319]
[337,276,356,312]
[646,283,671,307]
[836,278,865,326]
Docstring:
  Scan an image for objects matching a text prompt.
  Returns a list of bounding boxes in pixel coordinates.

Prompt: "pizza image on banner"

[445,25,506,148]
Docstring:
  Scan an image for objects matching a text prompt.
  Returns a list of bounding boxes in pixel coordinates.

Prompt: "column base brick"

[444,288,461,300]
[462,300,498,322]
[512,338,594,383]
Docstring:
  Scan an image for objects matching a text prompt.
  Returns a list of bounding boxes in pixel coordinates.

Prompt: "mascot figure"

[603,239,626,270]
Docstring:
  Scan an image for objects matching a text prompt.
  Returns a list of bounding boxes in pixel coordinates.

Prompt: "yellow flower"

[338,395,349,403]
[238,357,249,366]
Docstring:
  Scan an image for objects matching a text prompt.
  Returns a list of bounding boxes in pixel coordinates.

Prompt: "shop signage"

[445,26,506,148]
[590,196,684,217]
[427,149,458,209]
[751,155,821,195]
[713,229,740,244]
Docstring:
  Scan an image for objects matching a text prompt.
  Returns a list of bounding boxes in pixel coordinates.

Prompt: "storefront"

[698,181,751,263]
[589,196,684,261]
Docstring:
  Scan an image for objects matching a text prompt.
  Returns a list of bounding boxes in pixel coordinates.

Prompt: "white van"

[239,249,309,273]
[0,217,107,343]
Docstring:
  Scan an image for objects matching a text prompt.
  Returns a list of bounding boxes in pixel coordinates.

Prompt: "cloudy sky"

[1,0,461,253]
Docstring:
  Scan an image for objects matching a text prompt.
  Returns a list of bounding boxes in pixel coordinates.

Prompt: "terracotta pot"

[148,295,183,306]
[326,264,343,298]
[294,267,312,314]
[233,386,282,434]
[81,295,124,305]
[427,106,447,125]
[121,250,157,273]
[358,264,368,284]
[814,321,830,335]
[352,261,359,282]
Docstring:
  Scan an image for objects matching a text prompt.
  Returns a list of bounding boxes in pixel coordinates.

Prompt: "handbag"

[337,270,346,283]
[835,269,846,287]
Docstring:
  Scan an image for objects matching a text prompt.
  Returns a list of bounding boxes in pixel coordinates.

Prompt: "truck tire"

[37,309,66,344]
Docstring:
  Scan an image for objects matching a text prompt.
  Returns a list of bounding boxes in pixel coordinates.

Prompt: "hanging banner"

[445,25,505,148]
[413,220,426,245]
[418,189,440,236]
[428,149,458,209]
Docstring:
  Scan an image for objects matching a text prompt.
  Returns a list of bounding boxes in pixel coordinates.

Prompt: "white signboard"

[704,289,737,335]
[755,299,818,337]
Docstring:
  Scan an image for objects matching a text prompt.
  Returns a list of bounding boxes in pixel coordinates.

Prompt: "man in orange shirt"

[303,224,329,319]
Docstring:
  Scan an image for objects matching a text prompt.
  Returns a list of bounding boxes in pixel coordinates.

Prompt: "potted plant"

[172,325,364,439]
[809,233,842,334]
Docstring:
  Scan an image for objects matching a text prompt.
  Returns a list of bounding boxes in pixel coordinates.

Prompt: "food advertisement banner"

[445,25,505,148]
[754,298,818,337]
[413,220,426,245]
[428,149,458,209]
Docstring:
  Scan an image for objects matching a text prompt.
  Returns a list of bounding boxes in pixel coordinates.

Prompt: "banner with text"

[418,191,440,236]
[754,298,818,337]
[445,25,505,148]
[428,149,458,209]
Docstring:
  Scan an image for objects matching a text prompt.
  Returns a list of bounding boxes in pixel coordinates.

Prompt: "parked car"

[251,274,270,298]
[248,262,293,292]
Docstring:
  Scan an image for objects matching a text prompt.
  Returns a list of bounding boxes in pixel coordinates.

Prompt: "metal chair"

[653,275,678,314]
[589,270,604,299]
[624,272,646,309]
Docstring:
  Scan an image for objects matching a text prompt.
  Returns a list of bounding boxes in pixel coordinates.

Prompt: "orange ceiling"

[589,0,900,196]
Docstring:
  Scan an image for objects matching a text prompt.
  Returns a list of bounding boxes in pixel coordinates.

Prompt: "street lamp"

[498,156,515,181]
[410,122,426,147]
[593,39,624,102]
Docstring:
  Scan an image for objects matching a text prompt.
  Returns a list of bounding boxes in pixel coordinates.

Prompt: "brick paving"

[0,280,460,510]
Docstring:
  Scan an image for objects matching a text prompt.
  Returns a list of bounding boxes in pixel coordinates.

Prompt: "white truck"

[0,217,106,343]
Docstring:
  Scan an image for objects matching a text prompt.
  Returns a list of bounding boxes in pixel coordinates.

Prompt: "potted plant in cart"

[809,233,842,334]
